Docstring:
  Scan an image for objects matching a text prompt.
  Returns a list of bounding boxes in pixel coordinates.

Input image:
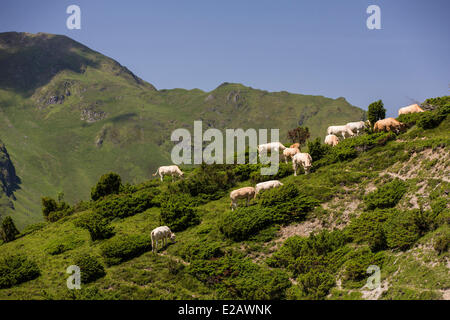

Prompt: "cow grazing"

[282,147,300,164]
[257,142,287,157]
[373,118,407,134]
[151,226,176,253]
[324,134,340,147]
[292,152,312,176]
[255,180,283,196]
[346,121,367,136]
[398,104,425,116]
[153,165,184,182]
[230,187,256,211]
[327,125,355,139]
[289,143,300,149]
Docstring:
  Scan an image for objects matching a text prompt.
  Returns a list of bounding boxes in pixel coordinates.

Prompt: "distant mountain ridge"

[0,32,365,227]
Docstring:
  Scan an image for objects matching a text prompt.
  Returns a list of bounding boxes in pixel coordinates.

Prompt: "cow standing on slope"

[292,152,312,176]
[230,187,256,211]
[153,165,184,182]
[151,226,176,253]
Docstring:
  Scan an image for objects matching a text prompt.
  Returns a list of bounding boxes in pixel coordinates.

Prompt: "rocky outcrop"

[0,140,20,198]
[80,108,107,123]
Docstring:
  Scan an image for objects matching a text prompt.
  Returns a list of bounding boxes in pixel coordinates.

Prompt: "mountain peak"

[0,32,156,93]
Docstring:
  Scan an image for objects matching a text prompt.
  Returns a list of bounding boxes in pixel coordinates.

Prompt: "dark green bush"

[347,209,392,251]
[364,179,407,210]
[100,234,152,266]
[160,194,200,232]
[295,271,335,300]
[168,164,235,201]
[384,210,420,250]
[176,238,223,262]
[0,254,40,289]
[367,100,386,129]
[188,253,291,299]
[94,188,160,220]
[0,216,19,243]
[307,138,331,161]
[258,183,319,223]
[91,172,122,201]
[73,254,106,284]
[41,196,74,222]
[75,212,115,241]
[417,111,446,129]
[341,248,384,286]
[397,112,425,127]
[267,230,349,274]
[433,228,449,255]
[219,207,273,241]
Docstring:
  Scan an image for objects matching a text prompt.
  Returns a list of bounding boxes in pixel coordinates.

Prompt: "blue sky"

[1,0,449,116]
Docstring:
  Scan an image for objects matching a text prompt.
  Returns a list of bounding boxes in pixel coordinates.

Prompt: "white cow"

[257,142,287,158]
[282,147,300,164]
[255,180,283,196]
[346,121,367,136]
[230,187,256,211]
[324,134,340,147]
[152,165,184,182]
[327,125,354,139]
[398,104,425,116]
[151,226,176,253]
[292,152,312,176]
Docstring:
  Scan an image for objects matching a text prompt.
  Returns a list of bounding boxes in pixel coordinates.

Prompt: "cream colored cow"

[398,104,425,116]
[292,152,312,176]
[153,165,184,181]
[255,180,283,196]
[282,147,300,164]
[230,187,256,211]
[324,134,339,147]
[151,226,176,253]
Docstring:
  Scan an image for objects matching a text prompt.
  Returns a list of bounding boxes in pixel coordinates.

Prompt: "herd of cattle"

[150,103,425,250]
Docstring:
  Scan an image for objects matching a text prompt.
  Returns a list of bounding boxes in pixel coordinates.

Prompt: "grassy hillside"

[0,100,448,300]
[0,32,365,227]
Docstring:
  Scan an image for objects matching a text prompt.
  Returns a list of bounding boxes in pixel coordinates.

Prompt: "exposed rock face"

[47,95,65,105]
[80,108,107,123]
[0,140,20,198]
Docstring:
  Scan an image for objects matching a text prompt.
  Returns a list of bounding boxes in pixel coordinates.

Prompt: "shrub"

[160,194,200,232]
[347,209,392,251]
[75,212,115,241]
[188,253,290,299]
[295,271,335,300]
[364,179,407,210]
[367,100,386,129]
[307,138,331,161]
[94,188,160,220]
[219,207,273,241]
[0,254,40,289]
[100,234,152,266]
[0,216,19,243]
[258,183,319,223]
[397,112,425,127]
[417,111,446,129]
[384,210,421,250]
[168,164,235,201]
[91,172,122,201]
[341,248,384,285]
[177,238,223,262]
[433,229,449,254]
[267,230,349,274]
[41,196,74,222]
[73,254,106,284]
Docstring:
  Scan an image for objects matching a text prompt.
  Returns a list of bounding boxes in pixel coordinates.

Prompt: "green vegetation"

[364,179,407,210]
[367,100,386,128]
[0,32,365,227]
[73,254,106,284]
[0,216,19,242]
[100,234,152,266]
[0,254,40,289]
[0,32,448,300]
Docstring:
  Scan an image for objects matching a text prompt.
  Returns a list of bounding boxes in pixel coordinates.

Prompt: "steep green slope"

[0,103,448,300]
[0,32,365,227]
